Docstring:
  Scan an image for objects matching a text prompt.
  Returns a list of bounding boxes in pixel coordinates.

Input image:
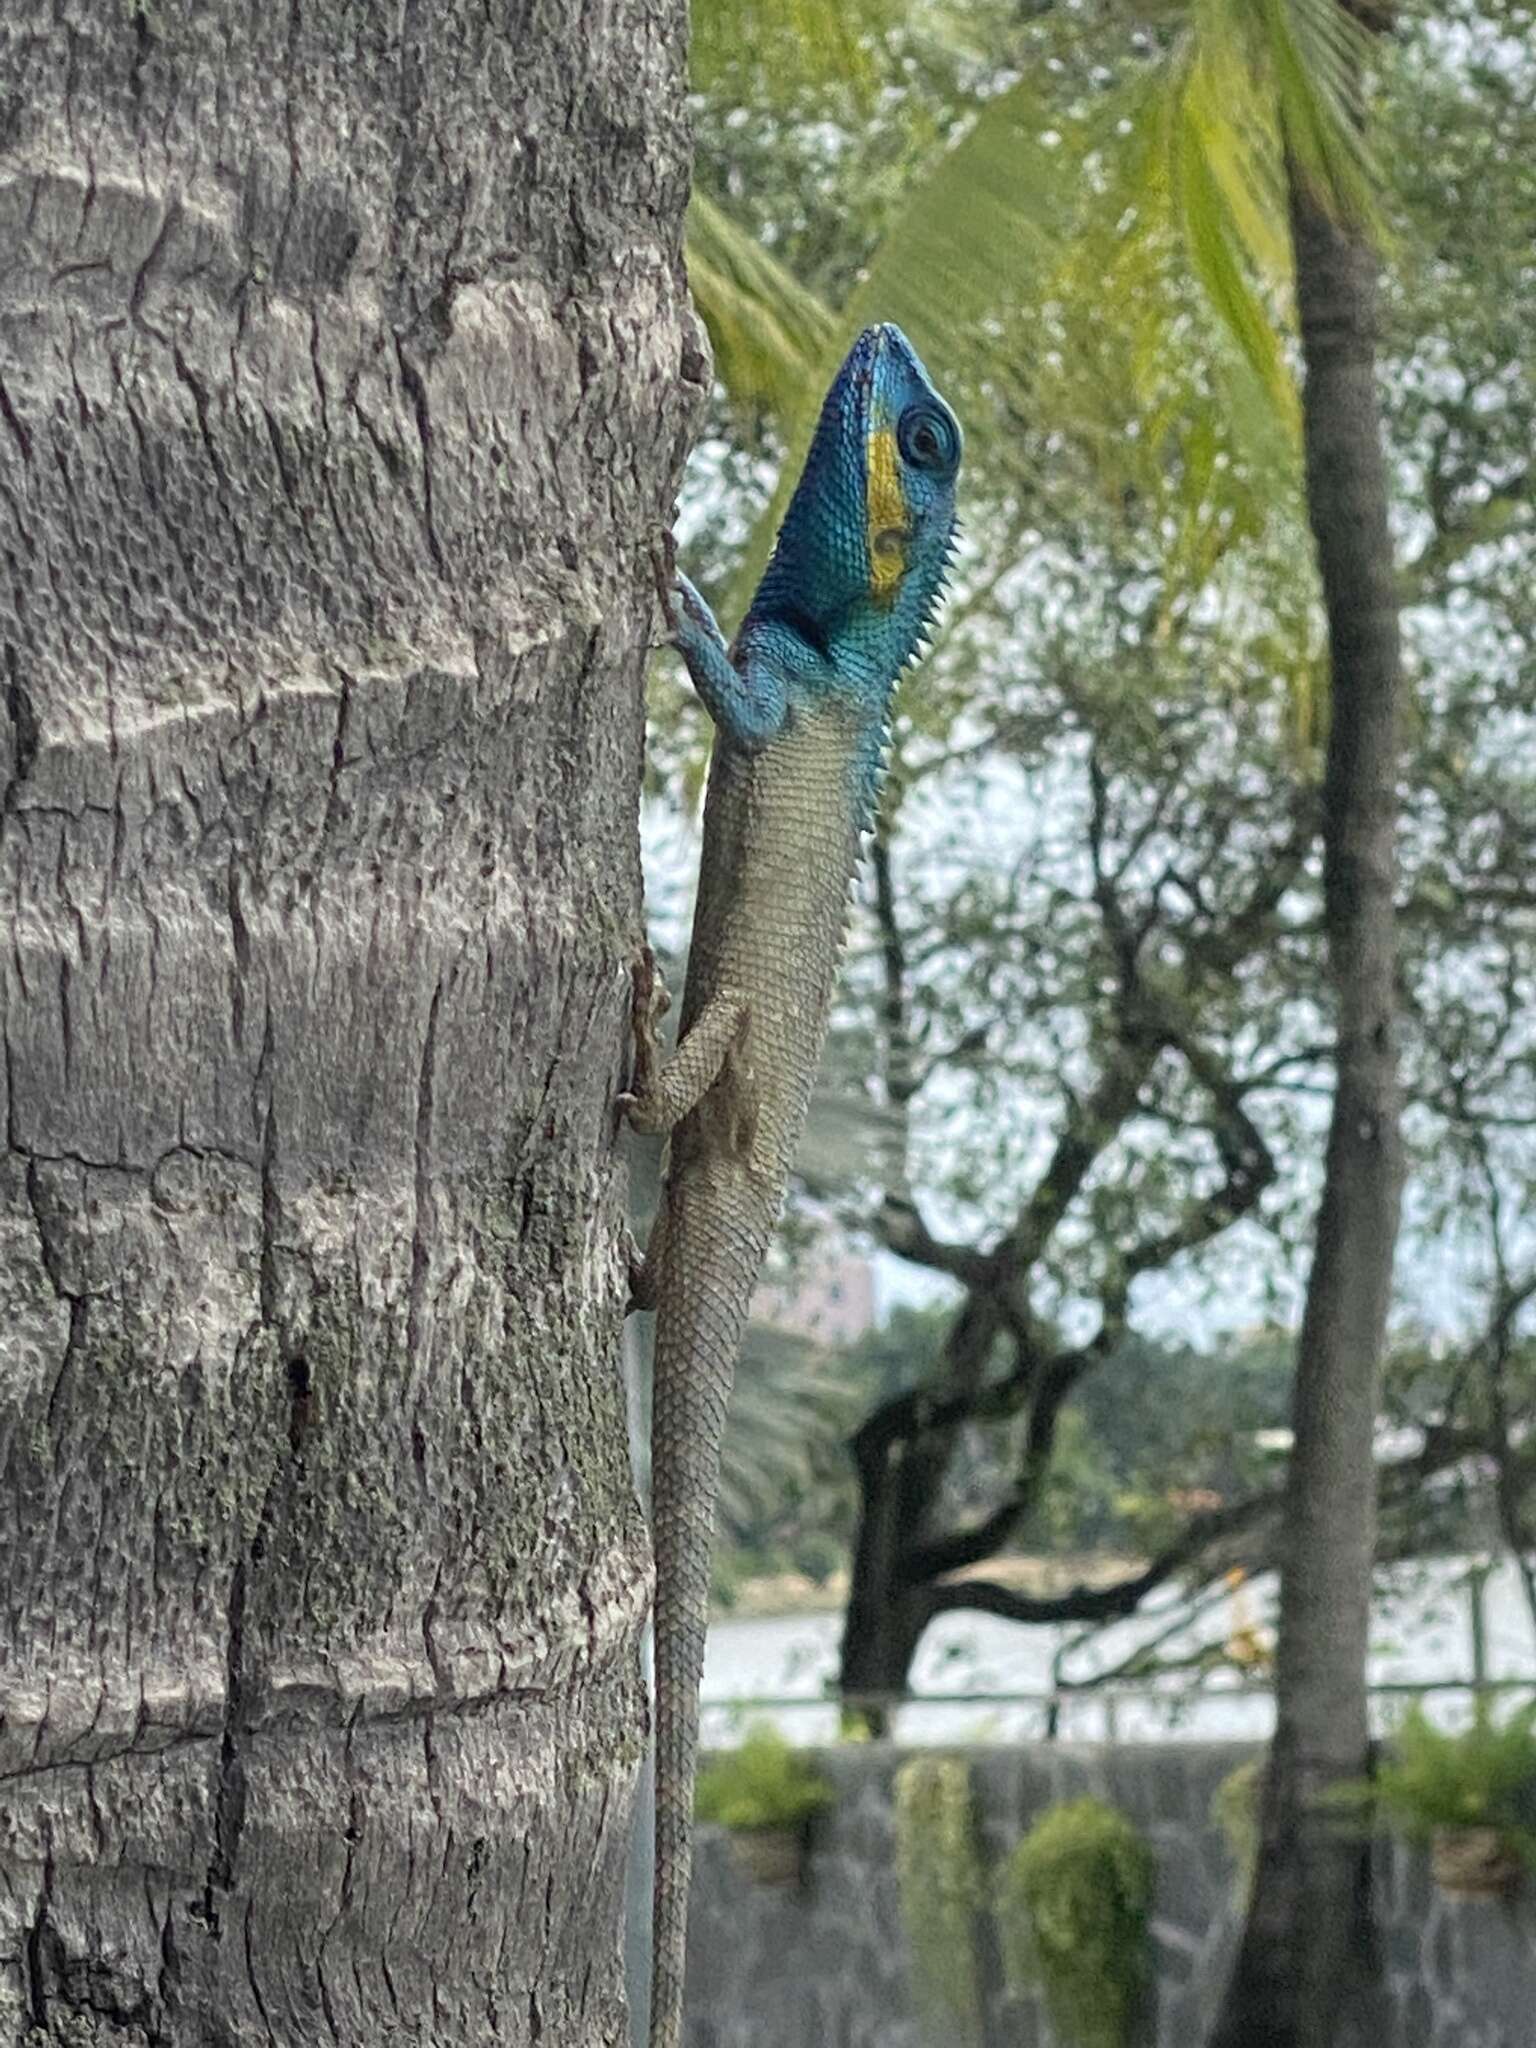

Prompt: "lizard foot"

[651,538,682,645]
[623,1227,660,1315]
[617,945,672,1133]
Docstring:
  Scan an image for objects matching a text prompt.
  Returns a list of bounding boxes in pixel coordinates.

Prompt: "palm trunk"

[0,3,695,2041]
[1209,141,1405,2048]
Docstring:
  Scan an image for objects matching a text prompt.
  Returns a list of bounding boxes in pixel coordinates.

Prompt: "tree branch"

[921,1426,1492,1637]
[901,1307,1128,1582]
[923,1487,1283,1627]
[873,1193,993,1287]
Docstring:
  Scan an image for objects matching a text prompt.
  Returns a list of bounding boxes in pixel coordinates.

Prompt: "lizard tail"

[648,1253,753,2048]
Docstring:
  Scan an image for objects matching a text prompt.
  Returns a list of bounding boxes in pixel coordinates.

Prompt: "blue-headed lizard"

[624,323,961,2048]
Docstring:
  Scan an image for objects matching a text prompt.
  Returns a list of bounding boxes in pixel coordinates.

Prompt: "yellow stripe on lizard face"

[865,426,909,607]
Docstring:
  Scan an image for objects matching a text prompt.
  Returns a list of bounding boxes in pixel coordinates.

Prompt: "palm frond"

[727,77,1069,605]
[689,0,1381,653]
[1111,0,1386,439]
[719,1326,860,1536]
[686,189,839,417]
[1243,0,1384,230]
[1182,35,1292,279]
[1168,40,1299,429]
[840,79,1066,376]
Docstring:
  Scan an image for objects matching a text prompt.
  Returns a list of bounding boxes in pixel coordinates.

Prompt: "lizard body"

[626,323,960,2048]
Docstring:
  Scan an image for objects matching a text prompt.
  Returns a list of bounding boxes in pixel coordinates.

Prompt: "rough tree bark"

[0,3,699,2043]
[1209,94,1406,2048]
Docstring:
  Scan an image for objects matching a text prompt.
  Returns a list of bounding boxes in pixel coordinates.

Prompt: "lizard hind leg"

[620,983,751,1137]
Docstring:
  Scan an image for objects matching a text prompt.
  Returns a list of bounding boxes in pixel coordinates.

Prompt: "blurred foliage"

[714,1321,864,1588]
[694,1722,834,1830]
[688,0,911,106]
[1211,1757,1265,1890]
[683,191,836,417]
[683,0,1390,613]
[717,1325,858,1533]
[716,1309,1298,1586]
[1346,1701,1536,1868]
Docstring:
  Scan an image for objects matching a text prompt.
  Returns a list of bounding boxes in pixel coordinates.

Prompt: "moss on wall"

[893,1754,986,2048]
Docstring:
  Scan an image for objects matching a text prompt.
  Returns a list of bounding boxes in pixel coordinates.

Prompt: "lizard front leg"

[656,552,789,752]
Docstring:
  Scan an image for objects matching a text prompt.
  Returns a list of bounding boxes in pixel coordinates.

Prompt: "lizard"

[622,321,961,2048]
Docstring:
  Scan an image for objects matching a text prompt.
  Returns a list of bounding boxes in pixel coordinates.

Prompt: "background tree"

[1212,4,1406,2030]
[0,3,695,2040]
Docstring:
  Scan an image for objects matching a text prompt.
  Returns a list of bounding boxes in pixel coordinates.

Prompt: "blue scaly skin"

[624,323,960,2048]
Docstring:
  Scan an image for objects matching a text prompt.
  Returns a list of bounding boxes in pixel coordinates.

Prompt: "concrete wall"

[683,1743,1536,2048]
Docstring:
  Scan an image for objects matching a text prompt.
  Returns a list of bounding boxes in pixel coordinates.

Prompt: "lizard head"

[752,322,961,698]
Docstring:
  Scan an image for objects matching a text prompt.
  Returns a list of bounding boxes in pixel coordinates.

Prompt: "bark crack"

[24,1851,56,2030]
[257,1012,279,1324]
[127,198,179,332]
[200,1554,249,1933]
[227,854,253,1048]
[243,1899,279,2045]
[395,340,447,577]
[0,371,33,464]
[172,345,230,490]
[322,669,353,846]
[406,978,443,1366]
[0,1677,555,1786]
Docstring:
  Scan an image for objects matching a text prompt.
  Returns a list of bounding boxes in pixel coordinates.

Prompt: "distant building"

[753,1254,876,1347]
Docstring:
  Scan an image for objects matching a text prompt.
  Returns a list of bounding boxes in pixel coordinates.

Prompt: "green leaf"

[695,1724,833,1829]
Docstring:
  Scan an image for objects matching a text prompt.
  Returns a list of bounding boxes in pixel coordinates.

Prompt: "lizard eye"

[898,401,960,478]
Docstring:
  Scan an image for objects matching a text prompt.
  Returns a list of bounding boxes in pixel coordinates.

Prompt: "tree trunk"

[840,1302,1001,1733]
[1209,148,1405,2048]
[0,4,698,2042]
[839,1447,936,1734]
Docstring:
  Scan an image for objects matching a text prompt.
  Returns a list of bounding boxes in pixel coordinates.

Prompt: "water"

[700,1555,1536,1746]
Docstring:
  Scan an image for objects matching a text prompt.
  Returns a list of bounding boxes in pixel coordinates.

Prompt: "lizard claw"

[652,539,682,644]
[623,1228,659,1314]
[618,1088,672,1137]
[615,1089,654,1131]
